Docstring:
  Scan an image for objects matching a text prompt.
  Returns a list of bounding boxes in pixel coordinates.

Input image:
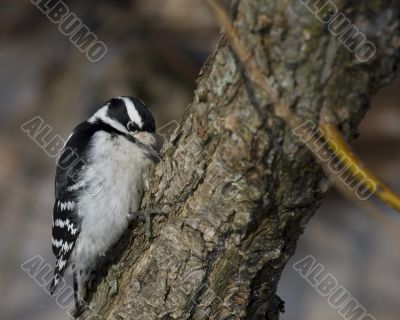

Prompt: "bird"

[49,96,160,315]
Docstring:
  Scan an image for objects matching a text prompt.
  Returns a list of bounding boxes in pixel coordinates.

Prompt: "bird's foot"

[128,209,165,240]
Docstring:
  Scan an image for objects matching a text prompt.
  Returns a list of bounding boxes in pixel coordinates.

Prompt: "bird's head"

[90,96,160,161]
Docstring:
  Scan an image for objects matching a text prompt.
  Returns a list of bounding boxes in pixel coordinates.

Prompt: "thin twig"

[321,123,400,211]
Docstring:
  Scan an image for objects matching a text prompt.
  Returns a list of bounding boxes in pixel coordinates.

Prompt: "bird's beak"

[132,131,161,163]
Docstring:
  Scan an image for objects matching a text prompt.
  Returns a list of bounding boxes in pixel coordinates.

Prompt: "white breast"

[72,131,153,268]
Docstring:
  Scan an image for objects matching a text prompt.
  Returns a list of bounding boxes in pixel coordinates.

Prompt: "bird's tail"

[49,273,61,295]
[72,270,86,318]
[50,269,84,318]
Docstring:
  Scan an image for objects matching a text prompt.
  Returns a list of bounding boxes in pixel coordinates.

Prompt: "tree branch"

[81,1,400,319]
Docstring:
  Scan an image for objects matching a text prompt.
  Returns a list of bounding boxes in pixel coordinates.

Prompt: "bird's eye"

[127,121,139,132]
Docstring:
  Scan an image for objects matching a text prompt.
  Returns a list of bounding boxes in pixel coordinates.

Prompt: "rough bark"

[81,1,400,319]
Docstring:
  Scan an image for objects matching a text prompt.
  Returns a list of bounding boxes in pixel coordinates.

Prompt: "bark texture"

[81,1,400,319]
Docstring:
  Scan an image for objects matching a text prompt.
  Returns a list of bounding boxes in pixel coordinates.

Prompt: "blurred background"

[0,1,399,319]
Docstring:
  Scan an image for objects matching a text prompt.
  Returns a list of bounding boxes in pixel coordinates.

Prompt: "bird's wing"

[50,128,90,294]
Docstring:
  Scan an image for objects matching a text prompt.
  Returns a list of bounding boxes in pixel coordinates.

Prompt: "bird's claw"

[128,209,165,240]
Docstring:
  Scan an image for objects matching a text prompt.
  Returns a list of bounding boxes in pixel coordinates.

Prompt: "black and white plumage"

[50,96,159,312]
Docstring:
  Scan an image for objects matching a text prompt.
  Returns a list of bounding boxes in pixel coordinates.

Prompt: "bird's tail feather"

[49,273,60,295]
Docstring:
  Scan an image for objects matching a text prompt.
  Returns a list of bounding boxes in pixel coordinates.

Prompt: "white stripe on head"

[118,96,143,128]
[89,105,129,134]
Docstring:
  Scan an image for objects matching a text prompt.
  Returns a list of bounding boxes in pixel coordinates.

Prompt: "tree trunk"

[81,1,400,319]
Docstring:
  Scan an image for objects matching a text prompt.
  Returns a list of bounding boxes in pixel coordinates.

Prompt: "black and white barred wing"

[50,134,86,294]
